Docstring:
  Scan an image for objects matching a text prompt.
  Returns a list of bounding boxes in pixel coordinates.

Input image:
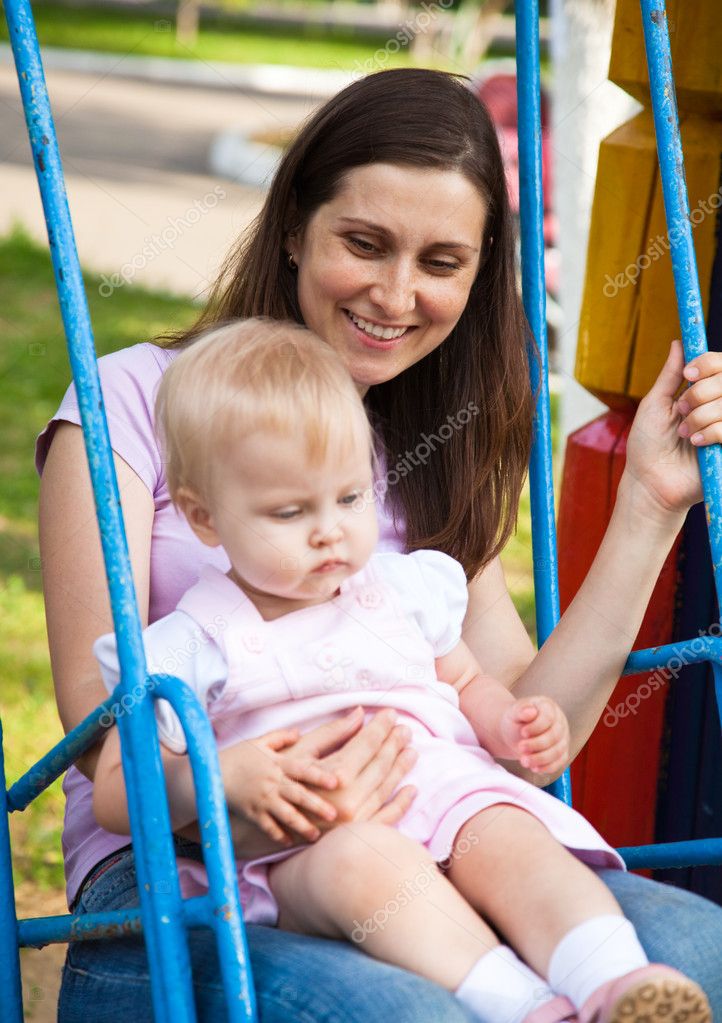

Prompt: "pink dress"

[95,549,625,926]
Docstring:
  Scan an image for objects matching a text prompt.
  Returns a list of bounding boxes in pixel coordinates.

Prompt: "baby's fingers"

[255,811,295,847]
[280,777,338,823]
[269,796,322,843]
[283,757,338,791]
[522,741,569,774]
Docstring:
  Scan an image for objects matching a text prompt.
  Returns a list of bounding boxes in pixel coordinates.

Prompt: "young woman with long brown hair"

[39,69,722,1021]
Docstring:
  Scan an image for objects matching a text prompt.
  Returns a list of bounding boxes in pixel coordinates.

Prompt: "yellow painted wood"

[576,110,722,404]
[610,0,722,115]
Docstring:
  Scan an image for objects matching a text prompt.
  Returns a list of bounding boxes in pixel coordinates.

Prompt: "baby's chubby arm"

[435,640,571,776]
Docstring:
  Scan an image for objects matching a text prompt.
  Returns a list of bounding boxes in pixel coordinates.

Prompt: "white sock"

[548,915,648,1009]
[455,945,556,1023]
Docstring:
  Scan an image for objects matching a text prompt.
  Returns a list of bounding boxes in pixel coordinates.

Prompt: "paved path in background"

[0,64,318,297]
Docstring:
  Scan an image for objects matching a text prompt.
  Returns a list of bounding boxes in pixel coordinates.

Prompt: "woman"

[39,69,722,1021]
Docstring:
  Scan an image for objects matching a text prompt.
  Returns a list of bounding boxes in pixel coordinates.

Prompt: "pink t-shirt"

[35,341,406,908]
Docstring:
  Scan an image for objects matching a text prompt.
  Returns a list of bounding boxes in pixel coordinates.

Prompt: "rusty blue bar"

[7,697,115,812]
[623,635,722,676]
[18,894,213,949]
[515,0,570,806]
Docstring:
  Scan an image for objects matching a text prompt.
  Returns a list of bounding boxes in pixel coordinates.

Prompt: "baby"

[92,318,710,1023]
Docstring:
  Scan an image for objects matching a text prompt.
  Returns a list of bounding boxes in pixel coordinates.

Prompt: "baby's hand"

[499,697,570,776]
[219,728,339,847]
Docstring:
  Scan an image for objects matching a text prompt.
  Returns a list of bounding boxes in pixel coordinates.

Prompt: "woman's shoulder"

[95,341,177,382]
[35,342,180,484]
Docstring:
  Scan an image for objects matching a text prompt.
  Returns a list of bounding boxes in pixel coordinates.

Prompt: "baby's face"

[208,427,379,608]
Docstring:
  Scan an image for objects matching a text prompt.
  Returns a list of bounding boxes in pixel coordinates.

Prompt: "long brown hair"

[160,68,535,581]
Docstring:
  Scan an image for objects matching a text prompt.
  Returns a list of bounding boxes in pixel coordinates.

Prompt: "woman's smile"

[343,309,415,350]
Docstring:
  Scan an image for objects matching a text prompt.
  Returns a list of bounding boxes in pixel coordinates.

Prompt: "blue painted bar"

[7,697,116,812]
[0,722,23,1023]
[623,635,722,677]
[151,677,258,1023]
[18,893,214,949]
[515,0,570,806]
[637,0,722,706]
[619,838,722,870]
[0,0,255,1018]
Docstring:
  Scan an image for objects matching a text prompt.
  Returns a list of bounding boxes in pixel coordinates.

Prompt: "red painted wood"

[557,410,681,848]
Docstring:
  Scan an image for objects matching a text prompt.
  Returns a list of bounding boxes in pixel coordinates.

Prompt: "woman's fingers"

[683,351,722,383]
[677,395,722,446]
[351,745,419,821]
[369,785,418,827]
[322,709,402,785]
[290,707,364,758]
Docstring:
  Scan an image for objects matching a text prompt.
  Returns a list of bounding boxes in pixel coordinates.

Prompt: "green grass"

[0,226,556,891]
[0,227,197,889]
[0,1,454,71]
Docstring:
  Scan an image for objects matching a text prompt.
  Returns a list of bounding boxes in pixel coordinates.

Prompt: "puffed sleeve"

[373,549,469,657]
[93,610,228,754]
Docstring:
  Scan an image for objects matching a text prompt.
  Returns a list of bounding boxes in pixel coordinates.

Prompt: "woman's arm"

[39,422,154,779]
[463,341,698,763]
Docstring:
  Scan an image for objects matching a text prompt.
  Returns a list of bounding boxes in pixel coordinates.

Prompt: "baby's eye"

[272,508,301,520]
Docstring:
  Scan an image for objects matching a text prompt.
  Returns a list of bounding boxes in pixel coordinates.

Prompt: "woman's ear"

[174,486,221,548]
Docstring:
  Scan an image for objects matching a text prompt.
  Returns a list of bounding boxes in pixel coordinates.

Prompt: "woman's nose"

[368,261,416,321]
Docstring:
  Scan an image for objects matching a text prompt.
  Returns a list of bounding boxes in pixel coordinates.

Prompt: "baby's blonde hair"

[155,317,379,503]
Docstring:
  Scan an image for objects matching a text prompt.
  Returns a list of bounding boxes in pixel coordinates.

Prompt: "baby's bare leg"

[445,805,623,977]
[268,821,501,990]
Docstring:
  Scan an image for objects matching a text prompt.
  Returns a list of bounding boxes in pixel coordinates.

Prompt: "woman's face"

[287,163,487,396]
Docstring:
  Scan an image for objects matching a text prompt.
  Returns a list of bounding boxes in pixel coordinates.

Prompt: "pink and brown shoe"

[523,996,577,1023]
[577,965,711,1023]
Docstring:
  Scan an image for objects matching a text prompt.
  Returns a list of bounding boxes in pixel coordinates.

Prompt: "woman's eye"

[349,237,378,254]
[427,259,459,272]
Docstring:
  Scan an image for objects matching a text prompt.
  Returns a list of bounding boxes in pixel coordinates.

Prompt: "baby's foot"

[577,965,710,1023]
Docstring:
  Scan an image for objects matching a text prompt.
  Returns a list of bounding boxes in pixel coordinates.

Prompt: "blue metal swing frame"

[1,1,720,1019]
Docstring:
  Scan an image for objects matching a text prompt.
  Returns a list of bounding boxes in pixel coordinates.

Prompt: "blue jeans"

[58,850,722,1022]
